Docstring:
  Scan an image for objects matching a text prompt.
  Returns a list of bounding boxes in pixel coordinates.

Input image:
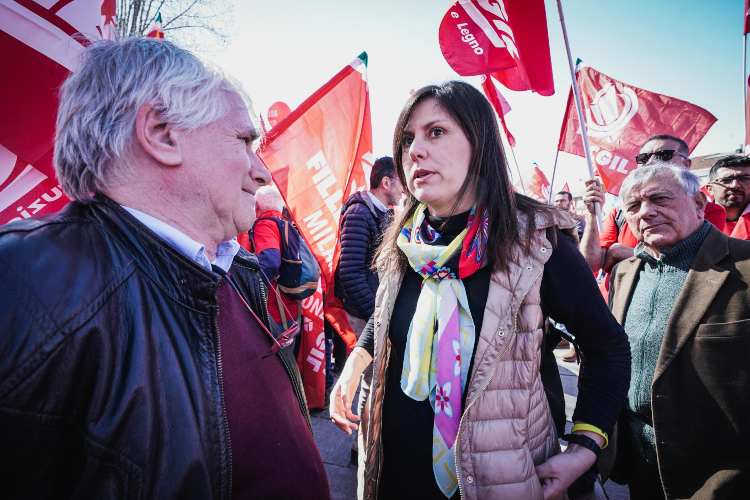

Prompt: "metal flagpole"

[556,0,600,227]
[547,148,561,204]
[508,143,527,194]
[744,32,748,153]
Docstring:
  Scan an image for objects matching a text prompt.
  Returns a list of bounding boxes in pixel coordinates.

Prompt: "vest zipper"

[213,281,233,499]
[454,313,518,498]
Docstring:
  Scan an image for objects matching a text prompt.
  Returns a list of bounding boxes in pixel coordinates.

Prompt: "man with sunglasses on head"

[706,155,750,240]
[580,134,724,277]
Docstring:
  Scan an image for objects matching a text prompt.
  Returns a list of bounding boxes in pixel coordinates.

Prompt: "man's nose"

[249,153,272,189]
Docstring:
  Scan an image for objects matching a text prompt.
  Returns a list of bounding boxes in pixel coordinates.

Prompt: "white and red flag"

[0,0,111,226]
[558,66,716,195]
[258,53,373,357]
[438,0,554,95]
[528,163,550,202]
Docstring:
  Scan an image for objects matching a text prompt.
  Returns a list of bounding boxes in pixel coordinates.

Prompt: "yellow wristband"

[571,422,609,449]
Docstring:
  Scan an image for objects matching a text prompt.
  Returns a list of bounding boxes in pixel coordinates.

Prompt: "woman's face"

[401,98,474,217]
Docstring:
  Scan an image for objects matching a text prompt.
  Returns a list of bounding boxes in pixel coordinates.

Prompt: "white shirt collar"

[367,191,387,212]
[122,206,240,273]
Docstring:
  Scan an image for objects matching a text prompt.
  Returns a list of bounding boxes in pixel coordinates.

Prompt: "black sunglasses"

[635,150,687,165]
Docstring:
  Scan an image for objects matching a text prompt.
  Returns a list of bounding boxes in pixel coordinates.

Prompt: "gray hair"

[255,185,285,213]
[619,161,701,201]
[54,38,239,201]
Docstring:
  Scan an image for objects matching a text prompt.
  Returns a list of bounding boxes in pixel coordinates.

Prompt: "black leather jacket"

[0,195,309,499]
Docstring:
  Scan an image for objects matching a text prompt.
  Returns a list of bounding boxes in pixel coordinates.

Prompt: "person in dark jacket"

[605,162,750,499]
[334,156,402,464]
[0,38,329,500]
[335,156,402,326]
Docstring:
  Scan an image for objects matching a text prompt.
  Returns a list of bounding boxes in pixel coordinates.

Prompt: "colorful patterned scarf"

[396,203,488,497]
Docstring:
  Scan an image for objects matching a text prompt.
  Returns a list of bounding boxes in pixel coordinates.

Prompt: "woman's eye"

[429,127,445,138]
[402,135,414,147]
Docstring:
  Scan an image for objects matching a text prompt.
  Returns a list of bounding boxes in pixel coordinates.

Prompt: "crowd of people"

[1,37,749,500]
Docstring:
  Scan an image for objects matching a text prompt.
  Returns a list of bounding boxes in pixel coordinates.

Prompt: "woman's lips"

[413,169,434,184]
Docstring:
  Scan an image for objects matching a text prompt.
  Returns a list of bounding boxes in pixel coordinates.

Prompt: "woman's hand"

[329,347,372,435]
[536,443,597,500]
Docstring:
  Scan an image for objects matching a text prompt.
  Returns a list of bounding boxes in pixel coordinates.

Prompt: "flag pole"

[744,32,748,153]
[508,143,527,194]
[547,148,561,204]
[556,0,600,227]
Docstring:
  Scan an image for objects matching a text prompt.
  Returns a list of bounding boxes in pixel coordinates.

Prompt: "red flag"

[562,181,571,193]
[0,1,108,225]
[558,66,716,195]
[438,0,554,95]
[745,0,750,34]
[267,101,291,128]
[528,163,550,202]
[146,13,164,39]
[100,0,117,40]
[295,283,327,409]
[481,75,515,146]
[258,53,372,352]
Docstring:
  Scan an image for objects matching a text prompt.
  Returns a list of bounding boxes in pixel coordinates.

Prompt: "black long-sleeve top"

[357,211,631,499]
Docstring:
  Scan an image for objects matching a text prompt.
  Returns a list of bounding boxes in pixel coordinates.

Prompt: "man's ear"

[379,176,390,191]
[134,104,182,167]
[695,190,708,219]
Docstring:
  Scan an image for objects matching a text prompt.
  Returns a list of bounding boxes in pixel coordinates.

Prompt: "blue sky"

[207,0,744,194]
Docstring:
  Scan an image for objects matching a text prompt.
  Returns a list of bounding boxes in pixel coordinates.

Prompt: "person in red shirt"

[706,155,750,240]
[580,134,724,275]
[251,186,300,330]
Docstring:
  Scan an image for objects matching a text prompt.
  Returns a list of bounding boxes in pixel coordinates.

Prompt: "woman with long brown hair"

[330,81,630,499]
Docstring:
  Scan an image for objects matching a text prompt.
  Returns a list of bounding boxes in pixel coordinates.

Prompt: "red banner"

[296,283,326,409]
[0,0,110,225]
[528,163,550,202]
[438,0,553,95]
[558,66,716,195]
[258,53,372,352]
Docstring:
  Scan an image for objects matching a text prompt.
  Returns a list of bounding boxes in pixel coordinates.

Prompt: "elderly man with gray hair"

[0,39,329,499]
[602,162,750,499]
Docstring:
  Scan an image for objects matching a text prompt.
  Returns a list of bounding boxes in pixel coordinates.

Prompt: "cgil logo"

[586,82,639,138]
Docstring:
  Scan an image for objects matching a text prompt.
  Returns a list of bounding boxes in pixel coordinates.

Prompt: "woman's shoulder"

[532,207,576,232]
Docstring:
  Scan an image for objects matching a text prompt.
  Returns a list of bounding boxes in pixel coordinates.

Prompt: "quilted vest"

[362,210,575,499]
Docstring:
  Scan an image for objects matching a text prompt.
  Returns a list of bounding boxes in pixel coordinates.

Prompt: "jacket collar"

[612,225,731,382]
[89,194,260,311]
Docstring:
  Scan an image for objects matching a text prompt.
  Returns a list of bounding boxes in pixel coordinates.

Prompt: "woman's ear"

[134,104,182,167]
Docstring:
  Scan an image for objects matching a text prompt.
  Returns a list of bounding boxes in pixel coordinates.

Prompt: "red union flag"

[0,0,110,225]
[528,163,550,202]
[558,66,716,195]
[296,283,326,409]
[258,53,373,349]
[438,0,554,95]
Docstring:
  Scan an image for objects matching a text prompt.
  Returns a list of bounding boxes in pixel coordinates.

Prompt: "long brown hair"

[376,81,551,273]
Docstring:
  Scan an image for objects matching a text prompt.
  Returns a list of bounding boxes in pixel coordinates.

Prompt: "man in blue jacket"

[335,156,402,330]
[334,156,402,461]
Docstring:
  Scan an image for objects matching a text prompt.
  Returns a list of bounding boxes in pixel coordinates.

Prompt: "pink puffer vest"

[362,210,576,499]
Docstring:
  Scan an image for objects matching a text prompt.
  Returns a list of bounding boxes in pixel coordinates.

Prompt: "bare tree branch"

[161,0,202,29]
